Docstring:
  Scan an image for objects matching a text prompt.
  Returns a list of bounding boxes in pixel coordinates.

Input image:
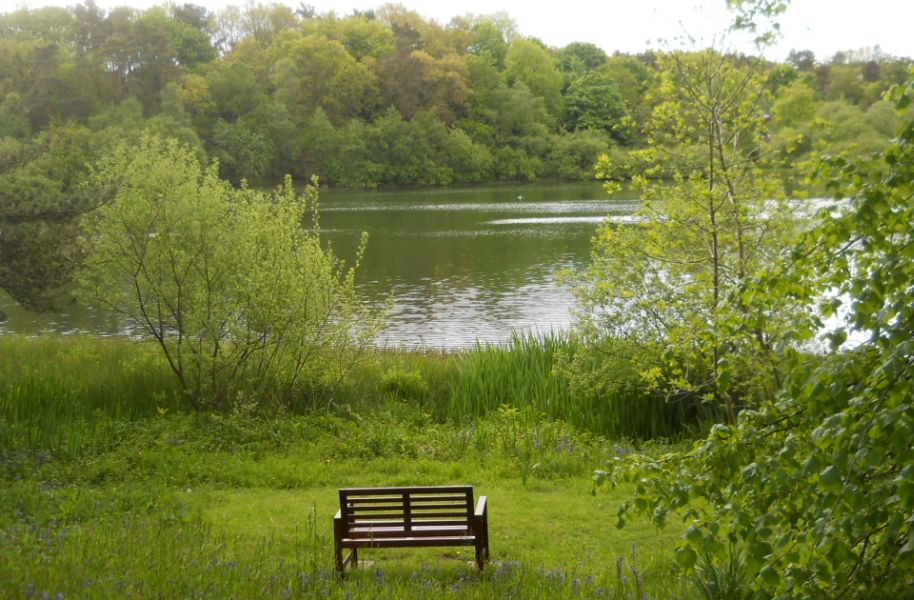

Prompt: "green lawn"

[0,335,692,597]
[0,412,686,598]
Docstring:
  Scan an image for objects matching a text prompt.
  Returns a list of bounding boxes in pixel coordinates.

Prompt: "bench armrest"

[334,509,342,521]
[475,496,487,518]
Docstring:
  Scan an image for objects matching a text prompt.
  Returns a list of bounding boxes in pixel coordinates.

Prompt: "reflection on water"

[1,181,638,349]
[487,216,606,225]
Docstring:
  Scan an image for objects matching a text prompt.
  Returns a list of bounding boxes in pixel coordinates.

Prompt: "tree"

[770,79,816,127]
[786,48,815,71]
[79,137,379,411]
[0,92,31,139]
[563,70,630,141]
[211,117,273,182]
[504,38,564,120]
[300,107,342,182]
[270,32,379,125]
[568,49,802,424]
[455,12,517,68]
[319,13,394,61]
[546,129,613,180]
[240,2,297,48]
[555,41,608,78]
[598,74,914,599]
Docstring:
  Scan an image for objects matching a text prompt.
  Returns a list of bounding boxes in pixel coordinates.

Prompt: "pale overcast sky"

[5,0,913,62]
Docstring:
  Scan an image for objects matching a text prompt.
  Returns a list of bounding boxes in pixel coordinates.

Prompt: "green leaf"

[675,546,698,568]
[748,540,773,561]
[741,463,758,481]
[897,534,914,568]
[684,525,703,546]
[759,565,780,587]
[819,465,842,493]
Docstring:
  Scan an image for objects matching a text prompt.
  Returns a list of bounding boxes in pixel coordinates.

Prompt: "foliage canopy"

[567,49,805,422]
[597,74,914,598]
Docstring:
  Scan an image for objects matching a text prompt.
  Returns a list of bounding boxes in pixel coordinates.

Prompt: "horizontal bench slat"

[347,511,469,521]
[345,519,473,528]
[346,502,469,513]
[343,496,470,506]
[343,497,411,505]
[340,486,472,495]
[348,527,470,538]
[341,536,477,548]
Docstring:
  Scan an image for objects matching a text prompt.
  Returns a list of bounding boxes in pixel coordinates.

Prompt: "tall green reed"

[0,335,182,455]
[447,332,687,440]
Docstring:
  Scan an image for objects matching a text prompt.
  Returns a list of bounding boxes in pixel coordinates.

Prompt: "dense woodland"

[0,1,911,187]
[1,1,911,311]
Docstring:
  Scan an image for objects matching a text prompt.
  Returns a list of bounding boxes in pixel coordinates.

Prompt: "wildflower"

[572,578,580,590]
[374,567,383,582]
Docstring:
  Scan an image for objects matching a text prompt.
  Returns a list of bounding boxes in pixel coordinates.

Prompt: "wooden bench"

[333,485,489,573]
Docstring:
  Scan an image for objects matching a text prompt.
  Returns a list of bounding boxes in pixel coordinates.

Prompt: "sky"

[6,0,914,62]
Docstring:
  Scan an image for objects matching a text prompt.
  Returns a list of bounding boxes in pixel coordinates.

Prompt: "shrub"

[79,136,381,412]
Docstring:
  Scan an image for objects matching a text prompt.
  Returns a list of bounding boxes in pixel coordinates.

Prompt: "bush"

[79,136,381,413]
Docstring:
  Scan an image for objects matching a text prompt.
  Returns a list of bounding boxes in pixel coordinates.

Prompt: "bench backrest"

[338,485,474,533]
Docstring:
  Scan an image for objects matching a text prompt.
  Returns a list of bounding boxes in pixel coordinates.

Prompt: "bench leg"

[351,547,358,568]
[335,545,344,575]
[483,523,490,560]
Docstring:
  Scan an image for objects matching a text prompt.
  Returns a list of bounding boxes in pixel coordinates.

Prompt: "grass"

[448,333,685,439]
[0,335,183,457]
[0,409,686,599]
[1,334,693,458]
[0,334,700,597]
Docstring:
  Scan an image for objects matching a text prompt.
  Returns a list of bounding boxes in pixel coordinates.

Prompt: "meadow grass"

[0,334,698,597]
[1,334,692,456]
[1,410,687,599]
[0,336,183,457]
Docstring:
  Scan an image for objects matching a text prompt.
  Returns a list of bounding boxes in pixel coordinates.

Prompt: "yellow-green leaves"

[601,73,914,598]
[79,137,380,412]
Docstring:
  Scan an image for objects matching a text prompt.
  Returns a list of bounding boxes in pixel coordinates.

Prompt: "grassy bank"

[1,334,691,458]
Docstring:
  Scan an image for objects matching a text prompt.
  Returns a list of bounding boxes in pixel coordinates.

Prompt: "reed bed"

[447,333,687,440]
[0,335,182,455]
